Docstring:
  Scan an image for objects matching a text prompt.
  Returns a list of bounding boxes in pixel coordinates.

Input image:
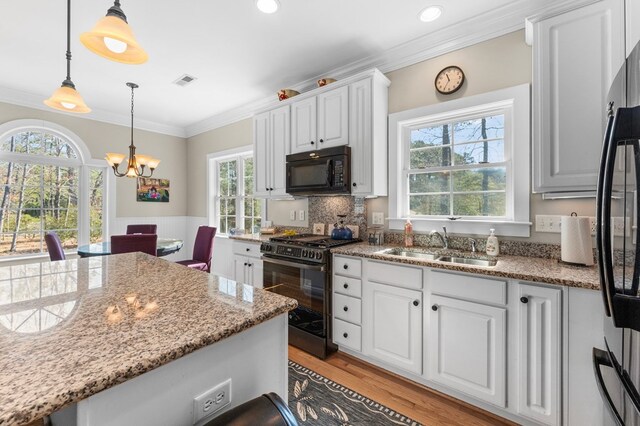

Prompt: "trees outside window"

[0,122,106,258]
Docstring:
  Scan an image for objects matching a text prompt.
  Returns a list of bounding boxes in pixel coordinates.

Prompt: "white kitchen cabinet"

[291,86,348,154]
[349,73,389,196]
[253,105,290,198]
[363,281,422,375]
[428,294,507,408]
[626,0,640,57]
[232,240,263,288]
[516,283,561,426]
[527,0,624,192]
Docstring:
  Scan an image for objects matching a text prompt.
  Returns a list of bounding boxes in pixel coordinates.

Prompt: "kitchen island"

[0,253,297,426]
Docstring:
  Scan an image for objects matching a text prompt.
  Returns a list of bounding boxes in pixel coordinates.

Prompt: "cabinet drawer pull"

[432,304,438,311]
[246,248,250,252]
[310,141,315,145]
[520,296,529,304]
[343,332,348,338]
[343,283,349,289]
[320,139,324,143]
[343,306,349,312]
[413,300,420,307]
[352,182,357,187]
[343,264,348,270]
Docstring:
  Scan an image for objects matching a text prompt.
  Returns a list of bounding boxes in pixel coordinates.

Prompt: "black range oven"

[261,234,358,359]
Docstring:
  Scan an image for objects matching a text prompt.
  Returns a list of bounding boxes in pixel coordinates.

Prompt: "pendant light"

[105,83,160,178]
[44,0,91,113]
[80,1,148,64]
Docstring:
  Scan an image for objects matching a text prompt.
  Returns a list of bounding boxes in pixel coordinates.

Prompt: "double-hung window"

[213,151,263,235]
[389,85,530,236]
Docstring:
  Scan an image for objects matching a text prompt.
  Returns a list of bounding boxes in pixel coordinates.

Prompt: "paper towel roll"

[561,215,594,266]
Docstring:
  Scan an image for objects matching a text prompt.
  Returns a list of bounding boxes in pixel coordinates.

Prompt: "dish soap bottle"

[404,219,414,247]
[486,228,499,256]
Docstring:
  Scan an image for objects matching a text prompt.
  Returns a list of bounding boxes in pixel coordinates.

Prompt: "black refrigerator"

[595,38,640,425]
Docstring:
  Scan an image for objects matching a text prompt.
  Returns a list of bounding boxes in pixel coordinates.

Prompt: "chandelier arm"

[112,163,127,177]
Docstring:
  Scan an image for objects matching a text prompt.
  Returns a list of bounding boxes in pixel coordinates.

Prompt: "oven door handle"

[262,256,326,272]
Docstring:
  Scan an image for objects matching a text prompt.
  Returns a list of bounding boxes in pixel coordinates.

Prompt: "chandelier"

[105,83,160,178]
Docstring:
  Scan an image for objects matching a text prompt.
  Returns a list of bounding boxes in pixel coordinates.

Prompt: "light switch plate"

[289,210,296,221]
[299,210,305,221]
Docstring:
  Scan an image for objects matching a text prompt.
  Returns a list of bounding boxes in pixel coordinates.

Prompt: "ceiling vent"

[173,74,197,87]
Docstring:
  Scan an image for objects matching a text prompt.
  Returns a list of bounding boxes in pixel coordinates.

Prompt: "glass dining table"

[77,238,184,258]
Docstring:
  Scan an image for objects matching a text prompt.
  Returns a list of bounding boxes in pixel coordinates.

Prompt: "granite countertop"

[331,243,601,290]
[229,234,273,243]
[0,253,297,426]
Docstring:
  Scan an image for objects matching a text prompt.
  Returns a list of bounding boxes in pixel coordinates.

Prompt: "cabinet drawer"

[368,260,423,290]
[333,319,361,352]
[334,256,362,278]
[334,276,362,298]
[430,270,506,306]
[232,241,261,257]
[334,293,362,325]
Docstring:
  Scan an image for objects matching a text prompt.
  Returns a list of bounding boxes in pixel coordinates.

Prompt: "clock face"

[435,66,465,95]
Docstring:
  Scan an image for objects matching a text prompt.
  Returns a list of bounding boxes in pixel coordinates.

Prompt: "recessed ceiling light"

[256,0,279,14]
[419,5,443,22]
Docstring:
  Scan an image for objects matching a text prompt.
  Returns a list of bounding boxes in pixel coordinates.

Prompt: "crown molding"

[0,86,187,138]
[185,0,567,138]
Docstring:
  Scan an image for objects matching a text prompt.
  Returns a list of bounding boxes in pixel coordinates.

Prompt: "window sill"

[388,218,532,237]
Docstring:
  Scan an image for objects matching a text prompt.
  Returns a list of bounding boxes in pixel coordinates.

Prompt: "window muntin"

[215,154,262,235]
[0,128,106,257]
[406,113,508,219]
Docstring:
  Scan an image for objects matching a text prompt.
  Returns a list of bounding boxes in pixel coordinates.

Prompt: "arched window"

[0,120,107,258]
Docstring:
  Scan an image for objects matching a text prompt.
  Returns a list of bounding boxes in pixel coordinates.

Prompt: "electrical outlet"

[372,212,384,225]
[193,379,232,424]
[298,210,305,221]
[289,210,296,221]
[589,217,597,235]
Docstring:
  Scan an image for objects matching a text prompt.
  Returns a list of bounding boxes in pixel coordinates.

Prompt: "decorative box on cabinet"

[253,105,290,198]
[527,0,625,192]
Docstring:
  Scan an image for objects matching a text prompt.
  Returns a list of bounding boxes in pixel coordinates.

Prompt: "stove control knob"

[316,252,323,260]
[302,250,307,257]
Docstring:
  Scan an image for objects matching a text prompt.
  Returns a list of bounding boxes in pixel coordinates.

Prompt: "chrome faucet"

[430,226,449,249]
[470,238,477,253]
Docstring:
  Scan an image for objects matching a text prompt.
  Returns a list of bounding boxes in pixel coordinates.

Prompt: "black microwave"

[286,146,351,195]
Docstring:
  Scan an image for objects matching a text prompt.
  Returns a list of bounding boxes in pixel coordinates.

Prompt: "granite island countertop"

[0,253,297,426]
[331,243,601,290]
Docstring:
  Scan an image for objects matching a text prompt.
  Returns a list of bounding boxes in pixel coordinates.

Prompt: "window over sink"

[389,84,531,237]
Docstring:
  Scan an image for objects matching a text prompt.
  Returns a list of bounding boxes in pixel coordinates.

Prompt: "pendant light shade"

[80,1,148,64]
[44,0,91,114]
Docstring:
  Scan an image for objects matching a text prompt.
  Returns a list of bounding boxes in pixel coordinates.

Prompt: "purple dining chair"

[176,226,217,272]
[126,224,157,235]
[45,232,66,261]
[111,234,158,256]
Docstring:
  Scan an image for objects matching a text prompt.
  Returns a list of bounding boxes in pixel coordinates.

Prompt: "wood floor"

[289,346,516,426]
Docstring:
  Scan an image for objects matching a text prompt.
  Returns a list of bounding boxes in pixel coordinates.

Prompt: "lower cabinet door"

[249,259,263,289]
[363,281,422,375]
[428,295,506,407]
[517,284,561,426]
[233,256,247,284]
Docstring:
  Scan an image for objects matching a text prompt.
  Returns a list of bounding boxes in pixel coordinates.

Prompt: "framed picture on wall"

[137,177,170,202]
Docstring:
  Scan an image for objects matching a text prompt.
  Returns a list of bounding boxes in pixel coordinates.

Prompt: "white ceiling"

[0,0,552,137]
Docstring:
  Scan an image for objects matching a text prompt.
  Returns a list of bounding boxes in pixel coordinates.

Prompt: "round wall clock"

[435,66,465,95]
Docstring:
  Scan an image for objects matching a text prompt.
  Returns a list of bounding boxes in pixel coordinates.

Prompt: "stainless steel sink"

[376,248,439,261]
[436,256,497,267]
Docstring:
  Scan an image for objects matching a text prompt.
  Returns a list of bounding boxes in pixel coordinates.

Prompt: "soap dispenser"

[486,228,499,256]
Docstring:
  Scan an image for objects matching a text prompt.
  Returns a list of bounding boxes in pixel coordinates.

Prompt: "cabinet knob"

[432,304,438,311]
[320,139,324,143]
[247,263,252,267]
[352,182,357,187]
[520,296,529,304]
[343,306,349,312]
[246,248,250,252]
[244,262,247,266]
[413,300,420,307]
[343,283,349,289]
[343,264,348,270]
[265,187,269,191]
[269,188,274,191]
[310,141,315,145]
[343,332,348,338]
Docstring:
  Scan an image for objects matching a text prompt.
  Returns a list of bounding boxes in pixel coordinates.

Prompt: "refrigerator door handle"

[593,347,625,426]
[597,107,616,317]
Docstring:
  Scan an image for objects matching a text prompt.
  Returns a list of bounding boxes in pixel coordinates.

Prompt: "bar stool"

[204,393,298,426]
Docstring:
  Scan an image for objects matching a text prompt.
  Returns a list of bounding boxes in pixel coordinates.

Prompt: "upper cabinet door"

[317,85,349,149]
[349,79,373,195]
[530,0,624,192]
[291,97,317,154]
[253,111,270,198]
[270,105,290,197]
